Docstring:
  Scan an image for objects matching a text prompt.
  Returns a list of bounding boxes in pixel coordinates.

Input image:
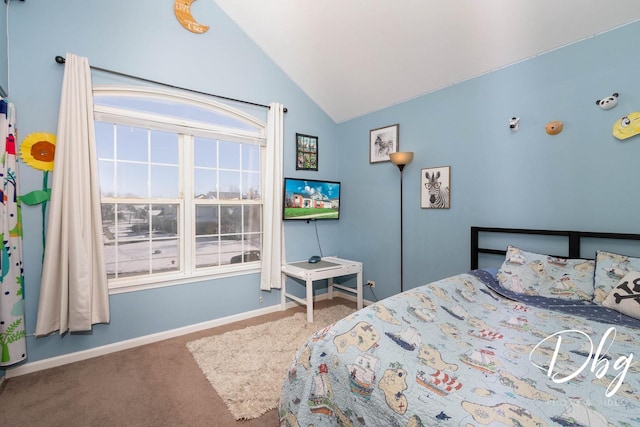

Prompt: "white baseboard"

[5,291,368,379]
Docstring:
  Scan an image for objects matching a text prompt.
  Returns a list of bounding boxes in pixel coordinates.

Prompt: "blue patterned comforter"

[278,271,640,426]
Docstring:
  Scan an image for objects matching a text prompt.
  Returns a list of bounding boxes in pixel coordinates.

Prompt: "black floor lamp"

[389,151,414,293]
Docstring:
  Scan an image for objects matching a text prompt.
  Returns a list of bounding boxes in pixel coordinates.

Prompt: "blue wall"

[5,0,339,365]
[4,0,640,367]
[337,21,640,300]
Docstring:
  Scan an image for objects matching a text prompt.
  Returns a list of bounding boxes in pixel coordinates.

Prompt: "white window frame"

[93,86,267,294]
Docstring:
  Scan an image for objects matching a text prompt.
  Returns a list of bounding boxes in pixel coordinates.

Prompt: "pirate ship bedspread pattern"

[278,271,640,426]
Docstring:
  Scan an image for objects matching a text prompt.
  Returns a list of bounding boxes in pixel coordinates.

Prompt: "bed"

[278,227,640,426]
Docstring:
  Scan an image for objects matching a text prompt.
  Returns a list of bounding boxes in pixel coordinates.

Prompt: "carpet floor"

[0,298,352,427]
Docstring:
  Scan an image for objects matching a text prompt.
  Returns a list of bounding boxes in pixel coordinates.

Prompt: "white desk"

[281,256,363,322]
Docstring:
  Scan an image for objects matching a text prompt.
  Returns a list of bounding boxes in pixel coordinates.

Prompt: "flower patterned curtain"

[0,100,26,366]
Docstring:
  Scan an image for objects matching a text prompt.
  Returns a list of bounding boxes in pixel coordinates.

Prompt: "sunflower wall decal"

[20,132,56,251]
[20,132,56,172]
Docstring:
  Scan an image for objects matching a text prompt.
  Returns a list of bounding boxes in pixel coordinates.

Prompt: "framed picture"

[296,133,318,171]
[421,166,451,209]
[369,124,399,163]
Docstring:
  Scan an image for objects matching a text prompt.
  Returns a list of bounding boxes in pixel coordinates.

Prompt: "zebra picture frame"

[369,123,399,163]
[421,166,451,209]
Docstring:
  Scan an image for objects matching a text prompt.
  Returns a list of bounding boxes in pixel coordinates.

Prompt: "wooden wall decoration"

[174,0,210,34]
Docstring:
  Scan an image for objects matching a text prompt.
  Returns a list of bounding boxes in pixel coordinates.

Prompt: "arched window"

[93,86,266,293]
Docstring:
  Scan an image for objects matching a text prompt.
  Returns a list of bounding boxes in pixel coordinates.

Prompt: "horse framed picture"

[421,166,450,209]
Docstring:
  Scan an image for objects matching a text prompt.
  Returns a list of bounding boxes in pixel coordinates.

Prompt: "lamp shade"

[389,151,414,166]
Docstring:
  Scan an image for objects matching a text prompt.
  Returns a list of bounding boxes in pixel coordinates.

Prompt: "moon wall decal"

[174,0,210,34]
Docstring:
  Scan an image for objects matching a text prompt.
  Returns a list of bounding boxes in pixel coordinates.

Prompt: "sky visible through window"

[95,124,261,199]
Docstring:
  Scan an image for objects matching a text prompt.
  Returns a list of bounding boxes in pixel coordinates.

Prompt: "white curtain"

[260,103,285,290]
[0,100,26,365]
[35,53,110,336]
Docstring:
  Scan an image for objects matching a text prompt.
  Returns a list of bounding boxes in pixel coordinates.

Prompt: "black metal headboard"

[471,226,640,270]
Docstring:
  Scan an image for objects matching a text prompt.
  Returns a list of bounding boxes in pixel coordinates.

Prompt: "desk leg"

[328,277,334,301]
[281,272,287,311]
[356,271,363,310]
[306,278,314,323]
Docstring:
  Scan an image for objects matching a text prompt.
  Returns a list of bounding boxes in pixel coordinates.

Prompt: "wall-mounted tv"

[283,177,341,221]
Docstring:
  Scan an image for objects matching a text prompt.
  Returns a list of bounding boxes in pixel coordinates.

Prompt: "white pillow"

[601,271,640,320]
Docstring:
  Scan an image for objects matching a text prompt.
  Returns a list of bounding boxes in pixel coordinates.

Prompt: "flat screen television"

[283,177,341,221]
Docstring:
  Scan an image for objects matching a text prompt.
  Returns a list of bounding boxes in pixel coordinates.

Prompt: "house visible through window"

[93,86,266,293]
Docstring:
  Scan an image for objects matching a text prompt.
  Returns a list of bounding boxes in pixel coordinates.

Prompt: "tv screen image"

[283,178,341,221]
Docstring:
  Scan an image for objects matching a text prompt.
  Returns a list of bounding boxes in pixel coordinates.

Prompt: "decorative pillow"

[496,245,595,301]
[601,271,640,320]
[593,250,640,304]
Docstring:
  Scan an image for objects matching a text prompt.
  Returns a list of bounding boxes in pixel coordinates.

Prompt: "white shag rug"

[186,304,355,420]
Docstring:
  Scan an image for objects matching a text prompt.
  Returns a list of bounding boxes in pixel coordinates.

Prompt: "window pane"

[195,205,218,236]
[220,205,241,235]
[95,122,114,159]
[102,203,181,279]
[244,205,260,233]
[242,144,259,171]
[101,203,116,221]
[221,205,242,264]
[150,165,179,198]
[117,162,148,198]
[228,235,261,265]
[102,203,116,241]
[219,140,240,169]
[117,240,151,278]
[246,234,261,250]
[117,126,148,162]
[243,171,260,201]
[194,168,217,198]
[245,235,261,262]
[117,204,150,240]
[152,239,179,273]
[218,170,240,199]
[151,204,178,236]
[195,203,219,268]
[98,160,115,197]
[222,239,242,265]
[195,236,220,268]
[150,130,178,164]
[193,137,217,168]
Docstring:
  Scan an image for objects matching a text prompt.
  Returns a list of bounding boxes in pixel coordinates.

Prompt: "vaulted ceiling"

[213,0,640,123]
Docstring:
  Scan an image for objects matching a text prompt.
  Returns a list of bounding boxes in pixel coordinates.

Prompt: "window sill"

[107,263,262,295]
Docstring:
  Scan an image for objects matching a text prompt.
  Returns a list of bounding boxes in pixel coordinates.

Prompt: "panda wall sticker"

[596,93,619,110]
[509,117,520,131]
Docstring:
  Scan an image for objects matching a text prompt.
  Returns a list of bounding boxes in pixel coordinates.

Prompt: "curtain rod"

[54,55,286,113]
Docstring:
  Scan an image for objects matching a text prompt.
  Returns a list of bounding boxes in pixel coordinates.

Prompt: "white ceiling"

[213,0,640,123]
